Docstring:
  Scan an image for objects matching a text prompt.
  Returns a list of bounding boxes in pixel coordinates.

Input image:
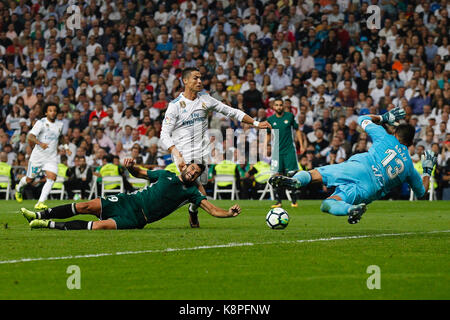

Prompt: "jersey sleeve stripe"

[170,95,182,104]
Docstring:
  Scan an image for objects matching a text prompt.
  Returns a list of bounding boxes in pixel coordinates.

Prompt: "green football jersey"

[267,112,298,154]
[126,170,206,223]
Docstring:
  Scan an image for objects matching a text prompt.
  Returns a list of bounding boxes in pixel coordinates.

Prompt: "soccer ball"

[266,208,289,229]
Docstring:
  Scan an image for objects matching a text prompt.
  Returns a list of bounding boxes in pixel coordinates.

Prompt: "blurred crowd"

[0,0,449,200]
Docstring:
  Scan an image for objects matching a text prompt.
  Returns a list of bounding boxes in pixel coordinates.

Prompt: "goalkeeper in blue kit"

[269,108,437,224]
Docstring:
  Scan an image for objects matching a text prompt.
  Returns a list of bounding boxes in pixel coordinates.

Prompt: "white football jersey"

[29,118,63,162]
[161,91,246,163]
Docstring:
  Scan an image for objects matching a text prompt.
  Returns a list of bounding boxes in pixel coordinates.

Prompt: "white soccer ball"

[266,208,289,229]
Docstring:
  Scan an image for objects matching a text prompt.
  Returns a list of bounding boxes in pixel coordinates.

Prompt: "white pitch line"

[0,230,449,265]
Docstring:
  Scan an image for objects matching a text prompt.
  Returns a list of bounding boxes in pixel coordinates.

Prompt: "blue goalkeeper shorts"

[317,159,380,205]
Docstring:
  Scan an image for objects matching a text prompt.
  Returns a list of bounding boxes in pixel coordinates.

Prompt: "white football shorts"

[26,158,58,179]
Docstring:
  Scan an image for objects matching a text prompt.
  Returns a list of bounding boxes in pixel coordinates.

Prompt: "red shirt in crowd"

[89,110,108,122]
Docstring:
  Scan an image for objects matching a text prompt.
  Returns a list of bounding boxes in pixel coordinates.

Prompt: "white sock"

[38,179,55,203]
[16,176,28,192]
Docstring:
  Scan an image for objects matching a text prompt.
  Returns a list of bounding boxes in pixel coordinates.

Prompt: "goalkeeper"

[20,159,241,230]
[270,108,437,224]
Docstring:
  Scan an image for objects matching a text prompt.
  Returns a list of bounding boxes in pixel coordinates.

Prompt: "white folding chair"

[258,181,275,200]
[257,174,293,201]
[88,179,98,200]
[258,182,293,201]
[101,176,124,197]
[49,176,66,200]
[71,179,95,200]
[213,175,239,200]
[0,176,11,200]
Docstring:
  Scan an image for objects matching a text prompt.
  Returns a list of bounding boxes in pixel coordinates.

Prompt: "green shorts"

[101,194,147,230]
[271,151,299,174]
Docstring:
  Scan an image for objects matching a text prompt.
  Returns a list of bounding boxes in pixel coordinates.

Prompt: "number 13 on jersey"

[381,148,405,179]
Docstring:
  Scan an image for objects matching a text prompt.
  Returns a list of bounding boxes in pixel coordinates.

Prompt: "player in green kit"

[267,98,302,208]
[20,159,241,230]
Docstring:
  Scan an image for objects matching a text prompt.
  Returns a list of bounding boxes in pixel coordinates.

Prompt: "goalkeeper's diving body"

[269,108,437,224]
[21,159,241,230]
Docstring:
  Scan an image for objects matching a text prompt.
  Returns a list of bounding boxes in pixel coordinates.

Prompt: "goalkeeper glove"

[381,107,406,126]
[421,150,437,176]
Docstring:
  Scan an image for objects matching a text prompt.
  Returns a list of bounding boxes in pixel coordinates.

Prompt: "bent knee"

[320,198,338,213]
[76,202,92,213]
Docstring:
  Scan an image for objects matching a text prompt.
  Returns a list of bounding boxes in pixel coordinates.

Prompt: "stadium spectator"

[92,127,116,155]
[64,155,93,200]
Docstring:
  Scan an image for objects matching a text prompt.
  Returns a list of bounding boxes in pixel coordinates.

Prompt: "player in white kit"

[15,102,69,210]
[160,68,271,227]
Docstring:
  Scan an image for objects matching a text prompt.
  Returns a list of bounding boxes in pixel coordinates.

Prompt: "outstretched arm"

[199,199,241,218]
[358,108,405,142]
[209,94,272,129]
[241,114,272,129]
[358,115,388,142]
[123,158,149,179]
[361,114,382,124]
[408,150,436,198]
[408,167,429,198]
[361,107,406,127]
[420,150,437,195]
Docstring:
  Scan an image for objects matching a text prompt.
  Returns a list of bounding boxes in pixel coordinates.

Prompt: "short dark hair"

[105,153,114,161]
[395,124,415,147]
[182,67,200,80]
[197,163,206,174]
[273,97,284,104]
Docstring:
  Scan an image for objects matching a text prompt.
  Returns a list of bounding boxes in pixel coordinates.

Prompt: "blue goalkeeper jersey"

[354,116,425,199]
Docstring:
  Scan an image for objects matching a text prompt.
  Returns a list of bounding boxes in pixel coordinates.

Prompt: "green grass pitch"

[0,199,449,300]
